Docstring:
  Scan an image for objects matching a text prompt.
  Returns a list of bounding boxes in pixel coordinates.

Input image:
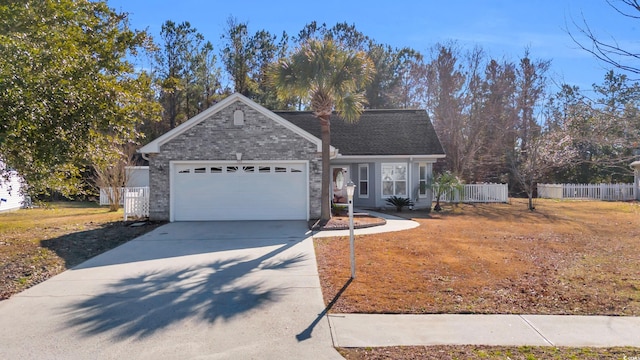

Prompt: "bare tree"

[93,144,137,211]
[569,0,640,75]
[545,71,640,183]
[426,43,465,175]
[510,130,578,211]
[476,59,518,183]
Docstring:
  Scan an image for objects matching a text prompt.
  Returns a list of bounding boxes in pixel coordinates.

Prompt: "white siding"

[126,166,149,187]
[0,168,24,212]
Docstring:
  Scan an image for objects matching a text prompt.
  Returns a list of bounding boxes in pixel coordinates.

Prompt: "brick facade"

[147,100,322,221]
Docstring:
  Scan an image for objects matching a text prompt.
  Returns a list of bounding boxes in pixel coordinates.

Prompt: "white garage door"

[172,162,308,221]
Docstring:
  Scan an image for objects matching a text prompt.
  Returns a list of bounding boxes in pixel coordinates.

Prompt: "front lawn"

[315,198,640,315]
[0,202,163,299]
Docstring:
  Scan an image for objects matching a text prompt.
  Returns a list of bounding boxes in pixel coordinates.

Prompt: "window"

[210,166,222,173]
[419,164,428,196]
[381,163,407,197]
[275,166,287,173]
[358,164,369,198]
[243,166,255,173]
[259,166,271,173]
[194,167,206,173]
[226,166,238,173]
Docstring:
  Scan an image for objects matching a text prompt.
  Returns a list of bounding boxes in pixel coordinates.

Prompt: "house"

[0,161,25,212]
[632,161,640,200]
[138,93,445,222]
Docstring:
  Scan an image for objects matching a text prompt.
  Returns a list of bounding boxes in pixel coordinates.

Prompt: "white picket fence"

[537,183,635,201]
[439,183,508,203]
[99,187,125,206]
[99,187,150,220]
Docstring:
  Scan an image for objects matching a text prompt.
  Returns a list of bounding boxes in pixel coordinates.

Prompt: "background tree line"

[2,0,638,201]
[147,17,639,193]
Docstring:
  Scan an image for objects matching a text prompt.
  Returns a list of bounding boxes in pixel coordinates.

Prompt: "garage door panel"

[172,162,307,221]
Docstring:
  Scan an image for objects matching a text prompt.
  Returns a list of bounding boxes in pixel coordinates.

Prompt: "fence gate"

[123,187,150,221]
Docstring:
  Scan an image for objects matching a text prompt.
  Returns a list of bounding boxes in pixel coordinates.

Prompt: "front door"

[331,166,349,204]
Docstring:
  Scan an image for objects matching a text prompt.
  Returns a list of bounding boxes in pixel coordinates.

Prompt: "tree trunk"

[528,191,535,211]
[320,116,331,223]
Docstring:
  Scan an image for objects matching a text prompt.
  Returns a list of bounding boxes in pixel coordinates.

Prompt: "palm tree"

[269,39,375,223]
[431,171,464,212]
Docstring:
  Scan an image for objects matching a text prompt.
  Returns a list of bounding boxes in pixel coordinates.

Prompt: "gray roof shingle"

[275,109,445,156]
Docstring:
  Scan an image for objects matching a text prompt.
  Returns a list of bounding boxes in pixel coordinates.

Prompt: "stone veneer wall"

[147,100,322,221]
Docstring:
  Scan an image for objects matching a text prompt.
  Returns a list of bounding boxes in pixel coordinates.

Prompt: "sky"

[107,0,640,94]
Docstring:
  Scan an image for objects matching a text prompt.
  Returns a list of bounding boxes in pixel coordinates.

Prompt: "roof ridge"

[273,108,425,113]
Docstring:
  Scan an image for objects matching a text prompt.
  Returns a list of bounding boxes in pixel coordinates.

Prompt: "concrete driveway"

[0,221,342,359]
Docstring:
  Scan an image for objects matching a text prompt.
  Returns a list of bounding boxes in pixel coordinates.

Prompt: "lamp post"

[346,180,356,279]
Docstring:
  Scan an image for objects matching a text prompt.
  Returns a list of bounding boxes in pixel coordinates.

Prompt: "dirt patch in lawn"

[314,198,640,315]
[338,345,640,359]
[0,202,164,300]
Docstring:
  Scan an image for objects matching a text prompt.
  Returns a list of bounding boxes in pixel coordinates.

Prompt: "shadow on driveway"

[62,221,310,340]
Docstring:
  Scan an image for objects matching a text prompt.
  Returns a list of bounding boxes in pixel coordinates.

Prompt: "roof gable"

[139,93,323,154]
[275,109,445,156]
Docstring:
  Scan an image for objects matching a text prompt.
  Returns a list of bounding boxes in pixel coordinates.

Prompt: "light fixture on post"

[346,180,356,279]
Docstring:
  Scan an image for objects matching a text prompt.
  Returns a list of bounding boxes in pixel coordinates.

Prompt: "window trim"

[381,163,408,198]
[358,164,369,198]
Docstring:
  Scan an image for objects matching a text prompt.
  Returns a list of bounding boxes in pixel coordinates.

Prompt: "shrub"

[385,196,414,212]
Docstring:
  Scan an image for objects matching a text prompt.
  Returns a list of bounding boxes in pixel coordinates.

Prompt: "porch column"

[631,161,640,200]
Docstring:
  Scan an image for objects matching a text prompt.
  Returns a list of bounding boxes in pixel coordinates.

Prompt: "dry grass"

[338,345,640,359]
[314,199,640,315]
[0,202,163,299]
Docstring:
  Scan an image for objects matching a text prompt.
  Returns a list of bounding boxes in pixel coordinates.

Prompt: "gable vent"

[233,109,244,126]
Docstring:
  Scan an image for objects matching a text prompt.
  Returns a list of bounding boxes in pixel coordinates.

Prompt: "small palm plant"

[431,171,464,212]
[385,196,414,212]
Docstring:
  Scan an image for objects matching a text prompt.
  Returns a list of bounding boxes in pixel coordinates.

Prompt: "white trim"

[305,161,310,219]
[336,154,445,161]
[358,164,369,198]
[169,160,307,165]
[418,163,428,196]
[139,93,326,154]
[381,162,408,198]
[169,162,176,222]
[408,160,412,201]
[169,160,309,222]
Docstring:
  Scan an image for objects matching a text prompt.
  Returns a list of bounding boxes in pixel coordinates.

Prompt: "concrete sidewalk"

[328,313,640,348]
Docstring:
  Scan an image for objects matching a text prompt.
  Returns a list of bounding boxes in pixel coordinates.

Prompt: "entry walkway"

[312,209,419,238]
[313,211,640,349]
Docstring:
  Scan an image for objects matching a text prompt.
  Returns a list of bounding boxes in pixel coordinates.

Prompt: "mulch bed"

[309,213,387,230]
